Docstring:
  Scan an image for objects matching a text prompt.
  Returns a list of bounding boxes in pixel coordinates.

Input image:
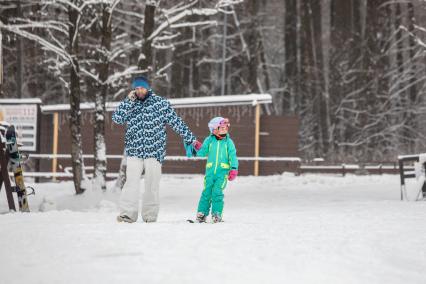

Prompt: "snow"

[1,174,426,284]
[398,154,421,160]
[0,98,43,104]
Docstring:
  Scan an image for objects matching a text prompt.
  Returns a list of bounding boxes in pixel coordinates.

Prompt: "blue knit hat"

[132,76,150,89]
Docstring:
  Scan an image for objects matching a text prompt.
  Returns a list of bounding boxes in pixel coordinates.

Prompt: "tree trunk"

[191,28,200,97]
[407,1,417,105]
[68,2,85,194]
[16,0,23,98]
[319,0,332,158]
[394,3,404,94]
[259,36,270,92]
[170,46,184,98]
[0,30,3,96]
[93,2,112,192]
[246,0,259,93]
[139,1,157,74]
[407,1,418,153]
[301,0,320,157]
[284,0,298,113]
[362,0,391,160]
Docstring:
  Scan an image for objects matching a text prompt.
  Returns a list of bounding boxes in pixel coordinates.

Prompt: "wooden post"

[254,103,260,176]
[398,159,405,200]
[52,112,59,180]
[0,143,16,211]
[422,162,426,199]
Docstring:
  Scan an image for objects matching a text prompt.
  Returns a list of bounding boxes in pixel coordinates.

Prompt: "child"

[190,117,239,223]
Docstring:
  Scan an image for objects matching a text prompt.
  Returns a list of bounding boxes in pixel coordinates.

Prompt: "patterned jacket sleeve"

[227,138,239,170]
[112,98,134,125]
[164,100,196,144]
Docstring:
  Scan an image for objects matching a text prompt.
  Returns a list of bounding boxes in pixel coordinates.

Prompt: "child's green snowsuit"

[196,134,238,217]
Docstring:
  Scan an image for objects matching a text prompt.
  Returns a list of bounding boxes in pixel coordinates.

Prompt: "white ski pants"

[119,157,162,222]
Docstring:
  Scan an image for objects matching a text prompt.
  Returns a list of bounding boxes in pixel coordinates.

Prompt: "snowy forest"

[1,0,426,166]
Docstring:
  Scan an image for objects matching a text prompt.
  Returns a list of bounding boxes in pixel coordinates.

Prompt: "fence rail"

[17,154,402,179]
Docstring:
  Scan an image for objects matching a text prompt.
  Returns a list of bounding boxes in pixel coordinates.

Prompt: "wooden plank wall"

[38,105,300,176]
[259,116,300,175]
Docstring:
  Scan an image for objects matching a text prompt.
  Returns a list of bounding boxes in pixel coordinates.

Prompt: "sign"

[0,104,38,151]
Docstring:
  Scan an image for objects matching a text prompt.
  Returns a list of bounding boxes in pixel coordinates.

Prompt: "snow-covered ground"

[1,174,426,284]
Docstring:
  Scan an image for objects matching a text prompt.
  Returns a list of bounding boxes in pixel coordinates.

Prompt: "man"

[112,76,201,223]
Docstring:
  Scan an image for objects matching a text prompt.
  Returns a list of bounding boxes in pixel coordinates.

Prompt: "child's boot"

[196,212,207,223]
[212,213,223,223]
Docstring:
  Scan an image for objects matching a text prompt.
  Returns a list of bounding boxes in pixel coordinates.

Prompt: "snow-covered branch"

[6,20,69,36]
[215,0,244,8]
[162,0,198,16]
[170,20,217,29]
[155,62,173,77]
[0,21,72,64]
[105,65,139,85]
[400,25,426,49]
[148,8,218,41]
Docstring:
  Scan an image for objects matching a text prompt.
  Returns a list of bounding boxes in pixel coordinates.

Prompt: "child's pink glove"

[193,140,202,151]
[228,170,238,181]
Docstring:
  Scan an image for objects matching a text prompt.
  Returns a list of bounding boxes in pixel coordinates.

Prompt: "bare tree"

[68,0,86,194]
[91,1,115,192]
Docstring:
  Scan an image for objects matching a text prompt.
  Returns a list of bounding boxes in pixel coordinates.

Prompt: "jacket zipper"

[214,140,221,175]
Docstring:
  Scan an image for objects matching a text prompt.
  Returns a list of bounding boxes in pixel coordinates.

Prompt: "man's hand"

[228,170,238,181]
[193,140,202,151]
[128,90,137,101]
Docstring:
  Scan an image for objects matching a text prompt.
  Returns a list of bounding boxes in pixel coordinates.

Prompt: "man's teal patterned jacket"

[112,92,196,163]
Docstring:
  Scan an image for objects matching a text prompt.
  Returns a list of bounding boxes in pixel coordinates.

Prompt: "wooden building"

[9,95,301,177]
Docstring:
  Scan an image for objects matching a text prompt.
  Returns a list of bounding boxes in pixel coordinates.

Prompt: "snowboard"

[5,125,30,212]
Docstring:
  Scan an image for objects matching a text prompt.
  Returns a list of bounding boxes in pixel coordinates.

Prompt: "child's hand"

[228,170,238,181]
[193,140,202,151]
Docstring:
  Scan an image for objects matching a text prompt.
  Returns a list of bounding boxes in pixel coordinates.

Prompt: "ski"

[186,219,224,223]
[186,219,207,223]
[5,125,31,212]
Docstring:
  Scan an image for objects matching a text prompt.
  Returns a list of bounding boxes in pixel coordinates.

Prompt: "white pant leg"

[119,157,144,221]
[141,158,162,222]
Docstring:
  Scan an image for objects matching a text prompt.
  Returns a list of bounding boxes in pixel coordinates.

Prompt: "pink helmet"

[208,117,230,133]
